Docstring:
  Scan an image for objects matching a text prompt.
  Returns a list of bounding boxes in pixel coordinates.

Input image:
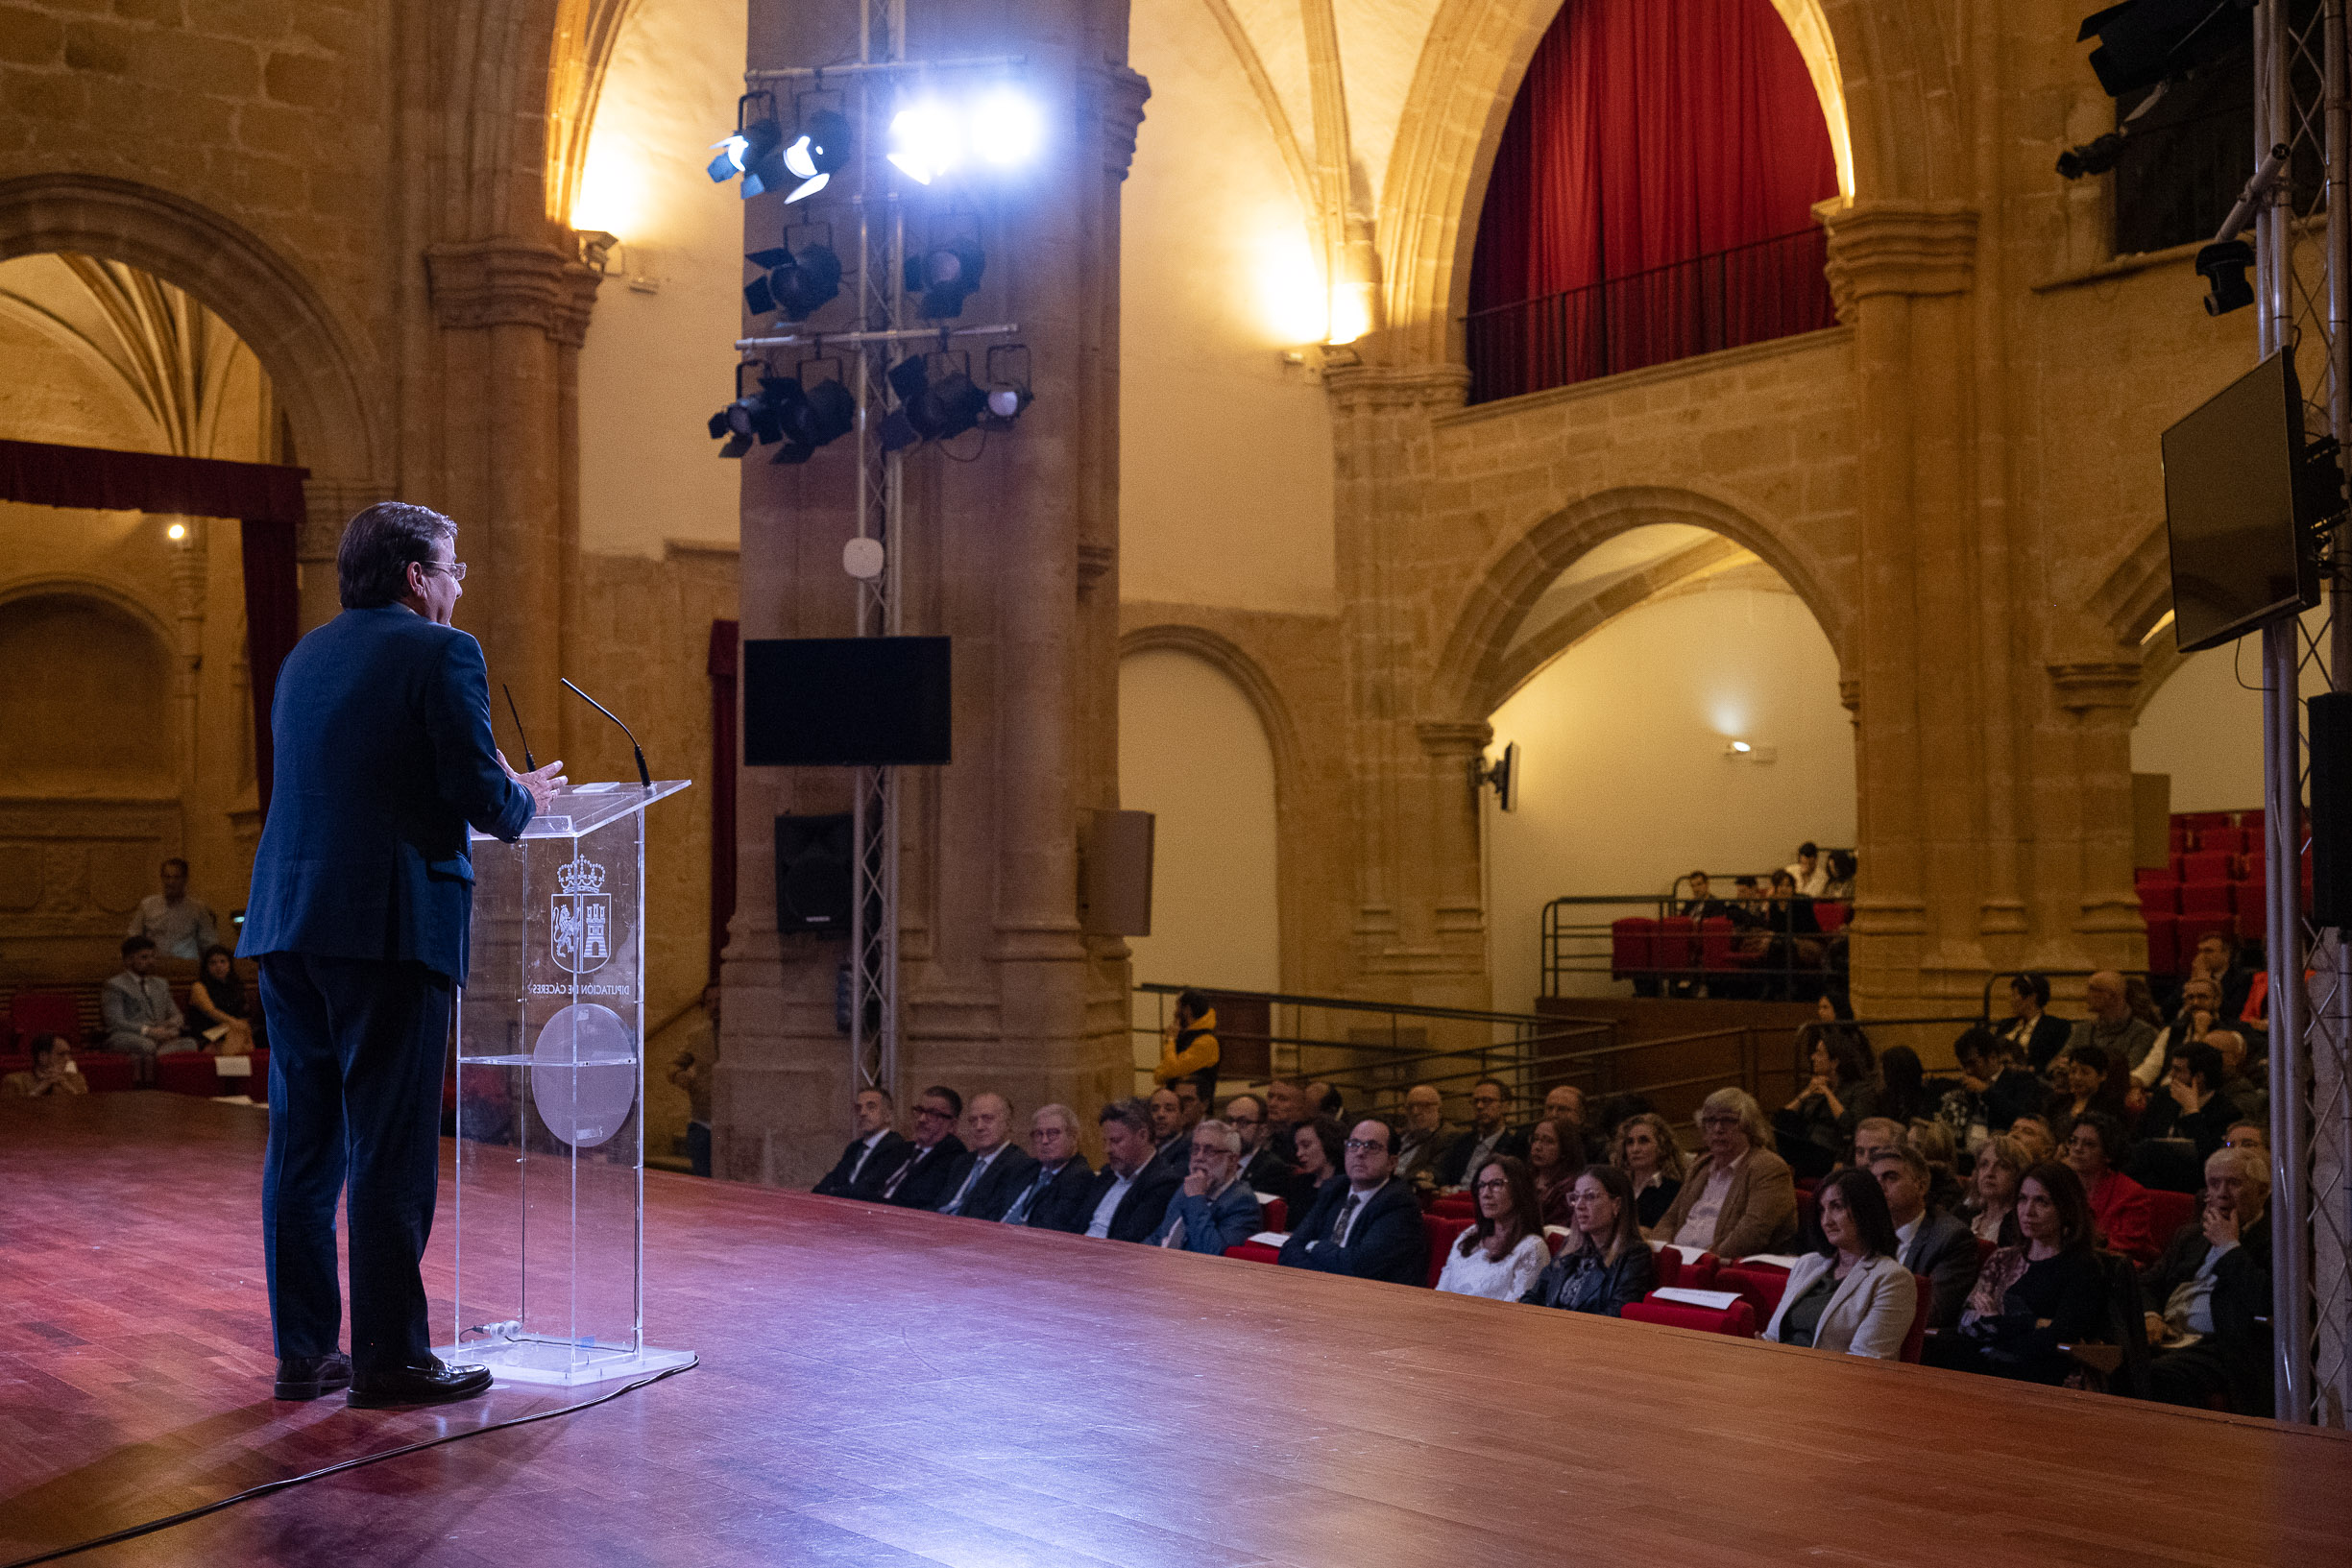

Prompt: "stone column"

[2049,662,2146,969]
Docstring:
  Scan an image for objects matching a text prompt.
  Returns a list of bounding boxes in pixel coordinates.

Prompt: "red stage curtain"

[708,619,740,984]
[1467,0,1839,397]
[0,438,306,822]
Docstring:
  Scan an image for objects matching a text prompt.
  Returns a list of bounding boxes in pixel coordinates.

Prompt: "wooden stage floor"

[5,1095,2351,1567]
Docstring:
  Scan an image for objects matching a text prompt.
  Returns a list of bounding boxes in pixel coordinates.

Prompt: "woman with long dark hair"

[1282,1116,1346,1223]
[1436,1154,1550,1300]
[1525,1116,1584,1227]
[187,944,257,1054]
[1943,1161,2108,1384]
[1761,1168,1919,1358]
[1776,1032,1867,1180]
[1522,1165,1656,1315]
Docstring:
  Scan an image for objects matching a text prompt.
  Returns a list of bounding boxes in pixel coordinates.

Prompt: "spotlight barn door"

[2309,692,2352,930]
[774,812,853,932]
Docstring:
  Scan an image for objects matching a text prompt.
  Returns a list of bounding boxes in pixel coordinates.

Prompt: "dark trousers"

[686,1122,712,1178]
[2148,1340,2232,1410]
[259,953,452,1374]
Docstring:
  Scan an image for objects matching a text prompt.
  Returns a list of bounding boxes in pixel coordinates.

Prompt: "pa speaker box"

[2312,692,2352,930]
[775,812,853,933]
[1079,808,1154,936]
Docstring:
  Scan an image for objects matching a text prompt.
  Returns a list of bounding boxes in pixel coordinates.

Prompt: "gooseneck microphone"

[501,683,536,773]
[561,677,652,789]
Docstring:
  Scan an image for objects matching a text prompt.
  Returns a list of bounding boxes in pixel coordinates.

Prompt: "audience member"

[102,935,194,1080]
[1872,1046,1934,1127]
[2222,1120,2268,1156]
[666,983,718,1176]
[1784,841,1829,898]
[1284,1116,1346,1221]
[1871,1144,1978,1330]
[1763,1169,1917,1358]
[2141,1146,2274,1416]
[2187,930,2255,1020]
[2065,972,2157,1092]
[1147,1086,1193,1178]
[1152,989,1221,1102]
[1821,849,1856,901]
[1277,1119,1425,1285]
[1777,1032,1868,1179]
[1436,1076,1529,1189]
[1998,973,2071,1073]
[813,1088,908,1198]
[1264,1077,1311,1140]
[880,1086,969,1210]
[2047,1044,2131,1129]
[1394,1084,1453,1190]
[1079,1098,1180,1242]
[1963,1132,2028,1244]
[1005,1104,1094,1228]
[2062,1111,2157,1265]
[1946,1162,2108,1385]
[2123,975,2164,1032]
[1223,1095,1293,1193]
[2131,977,2226,1087]
[2208,1030,2268,1127]
[1902,1117,1968,1215]
[126,856,218,959]
[2,1033,85,1098]
[1960,1028,2045,1135]
[1649,1088,1798,1258]
[1150,1119,1263,1254]
[1523,1166,1657,1315]
[1612,1111,1686,1228]
[1846,1117,1905,1175]
[1679,870,1731,921]
[2007,1115,2057,1166]
[936,1093,1038,1219]
[2135,1040,2243,1162]
[1306,1079,1345,1122]
[1175,1079,1207,1135]
[1436,1154,1550,1300]
[187,945,258,1054]
[1525,1117,1584,1226]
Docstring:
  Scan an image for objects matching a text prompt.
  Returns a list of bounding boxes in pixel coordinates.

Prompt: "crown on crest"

[556,854,606,895]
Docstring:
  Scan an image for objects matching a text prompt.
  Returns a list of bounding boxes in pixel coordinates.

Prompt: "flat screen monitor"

[2162,349,2321,653]
[743,636,952,766]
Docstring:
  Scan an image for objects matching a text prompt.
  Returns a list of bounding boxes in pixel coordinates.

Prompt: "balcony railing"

[1465,227,1836,405]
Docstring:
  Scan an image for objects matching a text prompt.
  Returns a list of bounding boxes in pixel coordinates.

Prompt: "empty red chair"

[1260,1196,1286,1233]
[1611,917,1657,979]
[1698,915,1736,971]
[1650,1245,1683,1290]
[1814,902,1849,935]
[1797,1184,1820,1240]
[2170,826,2194,856]
[2180,850,2234,883]
[1223,1242,1283,1266]
[1623,1297,1758,1338]
[1712,1264,1790,1322]
[156,1054,220,1096]
[1423,1215,1473,1287]
[8,990,81,1047]
[1432,1192,1475,1220]
[0,1052,30,1078]
[2143,913,2179,976]
[1899,1272,1934,1363]
[74,1051,136,1092]
[2178,880,2234,917]
[2134,871,2179,913]
[2146,1189,2196,1246]
[2182,811,2234,833]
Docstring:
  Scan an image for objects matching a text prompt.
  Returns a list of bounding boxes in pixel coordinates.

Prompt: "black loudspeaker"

[775,812,853,932]
[2312,693,2352,930]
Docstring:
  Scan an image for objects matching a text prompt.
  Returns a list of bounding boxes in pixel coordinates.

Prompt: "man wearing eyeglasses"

[880,1085,969,1209]
[1223,1094,1294,1193]
[244,503,565,1411]
[1276,1119,1426,1286]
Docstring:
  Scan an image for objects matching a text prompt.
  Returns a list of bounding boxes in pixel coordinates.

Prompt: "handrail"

[1462,228,1831,322]
[1135,979,1589,1029]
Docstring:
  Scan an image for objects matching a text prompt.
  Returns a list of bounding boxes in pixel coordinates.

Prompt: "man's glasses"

[1343,1138,1388,1153]
[913,1106,954,1122]
[417,560,469,580]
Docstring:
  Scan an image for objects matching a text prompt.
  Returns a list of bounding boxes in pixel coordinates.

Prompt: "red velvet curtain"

[708,619,740,984]
[1467,0,1839,398]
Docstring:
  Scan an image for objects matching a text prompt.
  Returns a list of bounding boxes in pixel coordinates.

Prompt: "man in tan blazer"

[1647,1087,1798,1258]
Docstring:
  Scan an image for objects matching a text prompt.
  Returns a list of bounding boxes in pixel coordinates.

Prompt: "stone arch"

[2089,520,2174,649]
[0,175,390,499]
[0,582,178,784]
[1374,0,1961,368]
[1432,483,1853,721]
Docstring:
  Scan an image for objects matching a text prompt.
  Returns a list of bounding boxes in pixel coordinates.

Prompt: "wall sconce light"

[1724,739,1779,763]
[165,522,187,542]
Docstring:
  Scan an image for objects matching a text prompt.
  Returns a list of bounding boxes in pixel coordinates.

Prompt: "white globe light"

[970,91,1041,166]
[887,103,961,185]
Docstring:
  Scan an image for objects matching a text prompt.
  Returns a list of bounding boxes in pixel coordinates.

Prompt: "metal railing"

[1465,228,1836,404]
[1541,892,1853,1001]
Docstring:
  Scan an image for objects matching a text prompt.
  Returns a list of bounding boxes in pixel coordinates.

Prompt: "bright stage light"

[779,109,851,204]
[887,103,961,185]
[165,521,187,541]
[969,91,1041,165]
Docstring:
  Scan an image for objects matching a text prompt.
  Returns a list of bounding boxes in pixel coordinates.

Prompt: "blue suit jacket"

[240,605,533,985]
[1149,1176,1265,1254]
[1276,1177,1427,1286]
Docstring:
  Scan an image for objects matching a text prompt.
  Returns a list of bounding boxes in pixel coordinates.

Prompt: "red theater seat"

[1650,1246,1684,1290]
[2180,850,2235,883]
[2134,873,2178,914]
[1432,1192,1475,1220]
[75,1052,136,1092]
[2178,881,2235,917]
[1899,1272,1933,1363]
[1698,916,1736,971]
[1224,1242,1283,1266]
[1623,1297,1758,1338]
[156,1054,220,1096]
[8,990,81,1048]
[1259,1197,1285,1233]
[1814,902,1848,935]
[1424,1215,1473,1287]
[1712,1264,1790,1321]
[2176,913,2236,955]
[1611,917,1657,978]
[2146,1189,2196,1243]
[2180,811,2234,833]
[2143,913,2179,976]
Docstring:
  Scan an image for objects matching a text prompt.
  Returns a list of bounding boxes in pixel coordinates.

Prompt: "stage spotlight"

[887,102,962,185]
[2074,0,2247,100]
[707,367,793,457]
[981,343,1033,429]
[885,352,988,446]
[905,236,985,318]
[2055,130,2129,181]
[2197,238,2255,316]
[709,94,789,197]
[778,108,851,203]
[774,374,858,465]
[970,90,1043,166]
[743,239,842,320]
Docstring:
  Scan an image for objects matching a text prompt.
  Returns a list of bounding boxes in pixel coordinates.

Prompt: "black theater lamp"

[774,374,857,464]
[2196,238,2255,316]
[708,93,790,197]
[980,343,1032,430]
[904,236,985,318]
[885,353,987,446]
[707,365,793,456]
[780,108,852,204]
[743,240,843,320]
[2073,0,2249,99]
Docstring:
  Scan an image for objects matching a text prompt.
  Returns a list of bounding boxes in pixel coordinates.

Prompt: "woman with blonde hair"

[1646,1087,1797,1258]
[1612,1111,1687,1229]
[1963,1132,2030,1244]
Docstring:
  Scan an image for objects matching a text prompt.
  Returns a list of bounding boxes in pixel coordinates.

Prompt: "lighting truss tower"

[2254,0,2352,1427]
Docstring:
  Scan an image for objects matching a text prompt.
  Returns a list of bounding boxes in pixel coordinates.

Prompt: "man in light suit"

[1150,1119,1263,1254]
[1871,1144,1979,1330]
[935,1093,1038,1219]
[243,502,562,1409]
[1278,1119,1426,1286]
[812,1087,909,1198]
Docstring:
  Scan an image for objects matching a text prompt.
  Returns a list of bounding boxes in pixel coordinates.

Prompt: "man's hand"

[145,1023,177,1042]
[2203,1200,2242,1250]
[2167,1077,2202,1112]
[2145,1310,2168,1346]
[1182,1170,1211,1197]
[498,750,567,813]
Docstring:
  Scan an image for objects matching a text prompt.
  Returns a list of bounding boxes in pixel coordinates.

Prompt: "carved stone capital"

[2047,660,2143,712]
[424,237,604,347]
[1821,202,1978,315]
[1324,362,1471,413]
[1838,676,1861,715]
[1088,64,1152,181]
[1077,541,1116,587]
[1416,719,1492,758]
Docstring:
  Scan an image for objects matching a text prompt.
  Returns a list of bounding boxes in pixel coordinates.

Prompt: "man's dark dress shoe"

[348,1358,495,1410]
[274,1351,354,1400]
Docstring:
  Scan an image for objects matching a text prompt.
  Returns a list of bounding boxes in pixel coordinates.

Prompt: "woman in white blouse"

[1435,1154,1551,1301]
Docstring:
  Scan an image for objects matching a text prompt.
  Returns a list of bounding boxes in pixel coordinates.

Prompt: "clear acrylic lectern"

[443,778,694,1386]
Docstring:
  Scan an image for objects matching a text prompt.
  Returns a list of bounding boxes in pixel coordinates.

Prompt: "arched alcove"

[0,591,174,791]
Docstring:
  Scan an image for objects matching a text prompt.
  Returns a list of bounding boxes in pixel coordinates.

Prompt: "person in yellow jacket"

[1154,990,1220,1103]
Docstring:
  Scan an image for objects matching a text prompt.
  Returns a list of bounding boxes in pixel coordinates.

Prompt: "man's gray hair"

[1192,1119,1241,1157]
[1033,1102,1078,1135]
[2208,1144,2272,1191]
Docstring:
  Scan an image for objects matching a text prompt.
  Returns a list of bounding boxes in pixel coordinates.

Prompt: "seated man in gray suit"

[1870,1143,1978,1330]
[1150,1119,1263,1254]
[1277,1119,1426,1286]
[935,1092,1038,1219]
[103,935,197,1081]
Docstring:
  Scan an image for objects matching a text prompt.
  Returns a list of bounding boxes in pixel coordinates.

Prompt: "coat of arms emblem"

[550,852,612,975]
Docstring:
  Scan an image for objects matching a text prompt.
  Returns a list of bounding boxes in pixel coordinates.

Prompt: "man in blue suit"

[1277,1118,1427,1287]
[242,502,563,1408]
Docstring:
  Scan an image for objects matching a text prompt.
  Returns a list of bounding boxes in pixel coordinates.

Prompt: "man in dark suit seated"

[242,501,563,1410]
[1146,1085,1193,1179]
[812,1087,909,1198]
[1434,1077,1529,1191]
[2142,1146,2274,1416]
[879,1085,968,1209]
[1006,1103,1095,1228]
[1224,1094,1294,1194]
[1278,1119,1426,1286]
[935,1093,1038,1219]
[1870,1144,1978,1330]
[2136,1040,2245,1163]
[1078,1098,1180,1242]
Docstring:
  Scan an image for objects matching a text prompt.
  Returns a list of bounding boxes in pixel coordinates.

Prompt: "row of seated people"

[4,937,265,1091]
[807,1070,2273,1415]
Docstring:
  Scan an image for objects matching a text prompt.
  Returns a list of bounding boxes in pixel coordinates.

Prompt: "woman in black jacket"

[1523,1166,1657,1316]
[1940,1161,2108,1385]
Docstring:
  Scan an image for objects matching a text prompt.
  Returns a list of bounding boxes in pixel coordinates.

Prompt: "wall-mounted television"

[743,636,952,766]
[2163,349,2324,653]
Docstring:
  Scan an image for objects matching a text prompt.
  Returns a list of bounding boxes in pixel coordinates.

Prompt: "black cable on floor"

[2,1358,698,1568]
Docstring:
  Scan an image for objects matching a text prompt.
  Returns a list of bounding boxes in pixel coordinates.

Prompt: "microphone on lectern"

[501,683,536,773]
[561,678,652,789]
